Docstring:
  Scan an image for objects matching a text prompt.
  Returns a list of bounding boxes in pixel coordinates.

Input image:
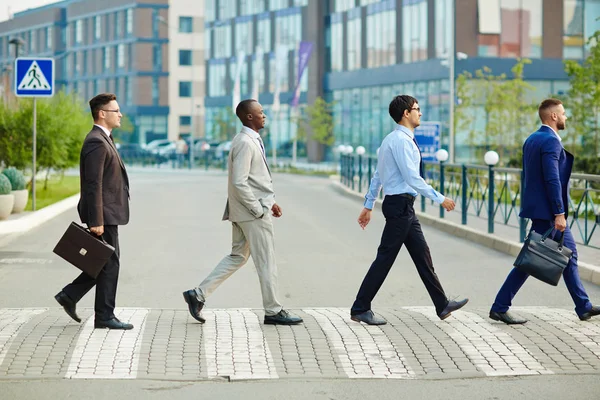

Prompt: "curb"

[330,178,600,286]
[0,193,80,248]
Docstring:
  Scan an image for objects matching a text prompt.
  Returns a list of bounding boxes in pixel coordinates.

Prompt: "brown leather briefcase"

[53,222,115,279]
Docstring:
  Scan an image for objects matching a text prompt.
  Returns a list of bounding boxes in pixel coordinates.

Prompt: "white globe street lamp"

[484,150,500,166]
[435,149,449,162]
[355,146,366,156]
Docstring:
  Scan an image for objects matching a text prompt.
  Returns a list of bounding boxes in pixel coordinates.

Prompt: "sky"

[0,0,59,24]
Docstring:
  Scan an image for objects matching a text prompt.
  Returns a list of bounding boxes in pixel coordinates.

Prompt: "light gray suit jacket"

[222,127,275,222]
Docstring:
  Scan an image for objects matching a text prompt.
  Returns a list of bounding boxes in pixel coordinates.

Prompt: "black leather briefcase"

[514,228,573,286]
[53,222,115,279]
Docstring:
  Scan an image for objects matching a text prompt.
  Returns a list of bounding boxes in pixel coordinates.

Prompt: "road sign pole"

[32,97,36,211]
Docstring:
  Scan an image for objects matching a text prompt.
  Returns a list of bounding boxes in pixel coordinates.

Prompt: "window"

[270,0,288,11]
[75,20,83,44]
[115,12,122,38]
[213,22,232,58]
[179,16,193,33]
[206,0,216,21]
[29,30,37,52]
[240,0,266,15]
[180,116,191,126]
[347,16,361,70]
[256,17,271,52]
[478,0,543,58]
[329,16,343,71]
[126,9,133,34]
[179,81,192,97]
[435,0,452,58]
[152,77,159,105]
[95,16,102,40]
[179,49,192,65]
[219,0,236,19]
[403,0,428,63]
[335,0,356,12]
[46,26,53,49]
[275,12,302,50]
[208,62,227,96]
[104,46,111,70]
[235,21,253,55]
[117,44,126,68]
[153,44,163,70]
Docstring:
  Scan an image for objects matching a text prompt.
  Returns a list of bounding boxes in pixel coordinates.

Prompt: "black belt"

[386,193,416,203]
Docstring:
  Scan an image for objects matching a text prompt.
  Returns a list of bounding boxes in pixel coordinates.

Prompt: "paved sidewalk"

[1,307,599,381]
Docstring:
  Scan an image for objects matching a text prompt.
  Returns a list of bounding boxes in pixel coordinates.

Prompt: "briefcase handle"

[539,227,566,251]
[81,225,109,245]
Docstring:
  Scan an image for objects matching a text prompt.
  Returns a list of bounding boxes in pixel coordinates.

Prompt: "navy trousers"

[491,219,592,316]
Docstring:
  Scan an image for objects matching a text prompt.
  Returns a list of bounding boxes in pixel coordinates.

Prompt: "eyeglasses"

[101,109,120,113]
[410,107,421,112]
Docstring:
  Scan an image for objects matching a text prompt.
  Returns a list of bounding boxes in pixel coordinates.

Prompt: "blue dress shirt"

[363,124,445,210]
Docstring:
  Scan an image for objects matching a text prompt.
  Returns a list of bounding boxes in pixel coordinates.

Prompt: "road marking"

[202,309,278,380]
[65,308,149,379]
[0,308,47,366]
[305,308,414,379]
[405,307,551,376]
[515,306,600,358]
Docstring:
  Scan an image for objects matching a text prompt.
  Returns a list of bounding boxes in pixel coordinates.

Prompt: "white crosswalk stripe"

[202,309,278,380]
[65,308,149,379]
[405,307,552,376]
[305,308,415,378]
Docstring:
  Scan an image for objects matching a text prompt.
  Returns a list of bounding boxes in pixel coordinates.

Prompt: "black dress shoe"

[579,305,600,321]
[489,311,527,325]
[438,298,469,320]
[54,291,81,323]
[264,310,303,325]
[350,310,387,325]
[183,290,205,323]
[94,317,134,330]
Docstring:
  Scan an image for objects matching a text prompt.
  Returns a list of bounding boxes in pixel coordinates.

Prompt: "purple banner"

[291,41,313,108]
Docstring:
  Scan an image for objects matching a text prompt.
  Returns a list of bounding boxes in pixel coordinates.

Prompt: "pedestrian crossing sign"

[15,57,54,97]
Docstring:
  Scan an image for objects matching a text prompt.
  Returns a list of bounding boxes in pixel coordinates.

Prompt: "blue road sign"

[414,121,442,162]
[14,57,55,97]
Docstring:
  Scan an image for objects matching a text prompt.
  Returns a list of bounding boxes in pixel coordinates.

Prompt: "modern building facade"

[0,0,206,145]
[204,0,600,162]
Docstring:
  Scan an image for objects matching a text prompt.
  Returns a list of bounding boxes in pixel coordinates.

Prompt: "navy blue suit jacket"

[519,125,573,220]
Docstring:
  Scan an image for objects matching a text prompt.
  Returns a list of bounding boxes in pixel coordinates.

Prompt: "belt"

[387,193,416,203]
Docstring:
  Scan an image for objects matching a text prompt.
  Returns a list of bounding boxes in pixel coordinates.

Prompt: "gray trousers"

[195,214,282,316]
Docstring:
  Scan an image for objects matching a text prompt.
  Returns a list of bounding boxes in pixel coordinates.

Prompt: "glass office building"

[204,0,600,162]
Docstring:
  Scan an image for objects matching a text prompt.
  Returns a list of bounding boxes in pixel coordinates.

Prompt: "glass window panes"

[104,46,111,70]
[330,17,343,71]
[275,12,302,52]
[335,0,357,12]
[240,0,266,15]
[214,22,232,58]
[403,0,428,63]
[46,26,53,49]
[179,16,193,33]
[235,21,253,55]
[347,16,361,70]
[95,16,101,40]
[126,9,133,34]
[499,0,542,58]
[118,44,125,68]
[219,0,236,19]
[256,17,271,52]
[206,0,216,21]
[435,0,452,58]
[270,0,289,11]
[563,0,584,58]
[209,62,227,96]
[179,81,192,97]
[75,19,83,44]
[179,49,192,65]
[180,116,191,126]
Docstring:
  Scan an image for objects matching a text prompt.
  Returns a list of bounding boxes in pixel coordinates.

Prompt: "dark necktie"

[257,136,265,155]
[412,137,424,178]
[109,135,114,144]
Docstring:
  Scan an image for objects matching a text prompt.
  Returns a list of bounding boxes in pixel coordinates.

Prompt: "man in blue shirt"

[350,95,468,325]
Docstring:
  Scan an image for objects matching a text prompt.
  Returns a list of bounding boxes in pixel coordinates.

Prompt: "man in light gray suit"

[183,99,303,325]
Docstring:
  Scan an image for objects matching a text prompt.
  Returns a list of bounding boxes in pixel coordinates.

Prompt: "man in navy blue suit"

[489,98,600,324]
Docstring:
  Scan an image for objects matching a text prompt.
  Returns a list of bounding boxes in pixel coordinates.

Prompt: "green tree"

[294,97,336,146]
[563,30,600,156]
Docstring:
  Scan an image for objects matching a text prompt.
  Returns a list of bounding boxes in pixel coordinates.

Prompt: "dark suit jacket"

[77,125,130,227]
[519,125,573,220]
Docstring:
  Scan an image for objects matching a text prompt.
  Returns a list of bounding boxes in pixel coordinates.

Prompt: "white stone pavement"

[0,307,599,381]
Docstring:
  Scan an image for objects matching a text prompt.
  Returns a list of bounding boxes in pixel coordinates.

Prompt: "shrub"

[0,174,12,195]
[2,167,26,190]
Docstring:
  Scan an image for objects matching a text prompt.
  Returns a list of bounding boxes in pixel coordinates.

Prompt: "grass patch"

[24,175,80,211]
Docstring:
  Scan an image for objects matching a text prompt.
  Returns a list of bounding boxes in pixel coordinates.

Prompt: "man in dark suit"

[54,93,133,330]
[490,98,600,324]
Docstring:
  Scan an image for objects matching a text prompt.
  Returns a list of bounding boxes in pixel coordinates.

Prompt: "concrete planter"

[11,189,29,213]
[0,194,15,220]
